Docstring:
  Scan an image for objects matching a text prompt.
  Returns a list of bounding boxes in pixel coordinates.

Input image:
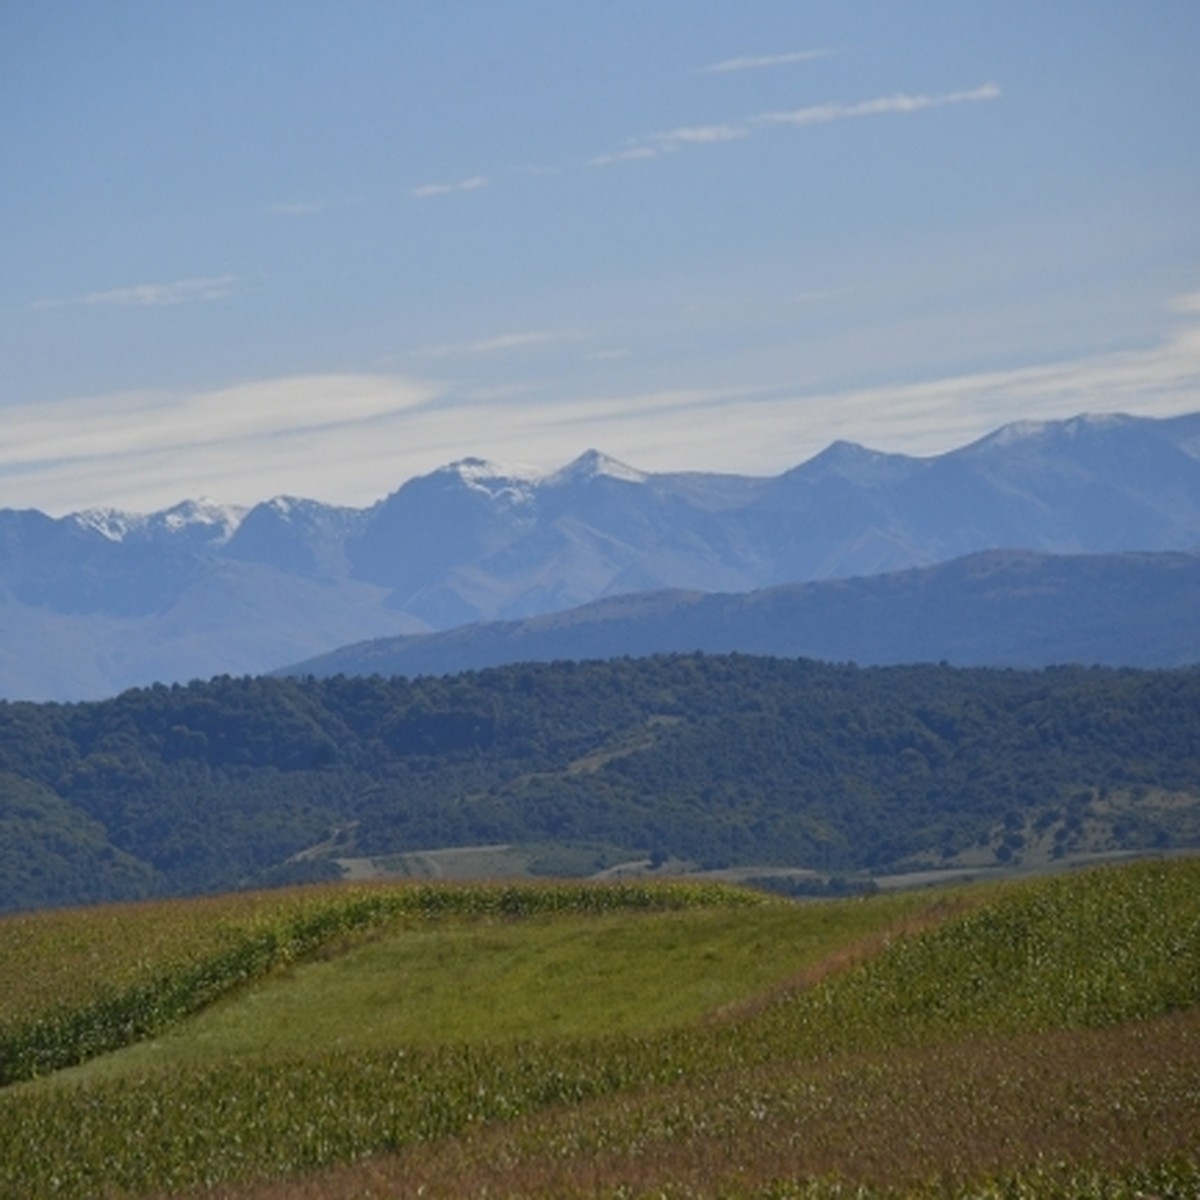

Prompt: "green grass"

[54,897,937,1082]
[807,853,1200,1037]
[1,861,1198,1198]
[0,879,763,1084]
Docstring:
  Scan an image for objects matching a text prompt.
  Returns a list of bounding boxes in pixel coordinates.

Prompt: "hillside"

[1,862,1198,1197]
[4,410,1200,700]
[2,654,1199,912]
[281,547,1200,679]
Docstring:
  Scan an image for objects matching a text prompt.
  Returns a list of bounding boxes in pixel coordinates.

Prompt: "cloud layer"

[4,293,1198,516]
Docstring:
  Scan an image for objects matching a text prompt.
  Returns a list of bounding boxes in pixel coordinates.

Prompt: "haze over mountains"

[3,410,1199,701]
[281,549,1200,681]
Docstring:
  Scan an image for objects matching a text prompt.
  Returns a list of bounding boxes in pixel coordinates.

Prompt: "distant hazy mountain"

[279,549,1200,678]
[2,411,1199,700]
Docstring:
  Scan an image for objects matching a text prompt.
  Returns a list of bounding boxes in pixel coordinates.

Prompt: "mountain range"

[3,410,1199,700]
[280,548,1200,679]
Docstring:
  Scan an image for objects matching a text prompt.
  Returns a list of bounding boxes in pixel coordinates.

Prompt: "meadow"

[1,862,1198,1198]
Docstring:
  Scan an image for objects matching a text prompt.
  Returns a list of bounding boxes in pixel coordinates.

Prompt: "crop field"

[0,880,766,1084]
[1,861,1198,1198]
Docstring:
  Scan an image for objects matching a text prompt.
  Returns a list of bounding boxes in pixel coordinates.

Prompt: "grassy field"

[0,880,767,1084]
[1,862,1198,1198]
[59,901,932,1080]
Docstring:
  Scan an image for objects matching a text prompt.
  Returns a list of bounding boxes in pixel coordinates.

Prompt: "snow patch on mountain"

[153,498,247,540]
[544,449,647,486]
[71,508,149,542]
[71,498,247,544]
[796,440,919,485]
[439,457,540,505]
[263,496,307,517]
[967,412,1135,453]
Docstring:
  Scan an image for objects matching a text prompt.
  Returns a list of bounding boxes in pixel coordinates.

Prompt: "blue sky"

[2,1,1198,514]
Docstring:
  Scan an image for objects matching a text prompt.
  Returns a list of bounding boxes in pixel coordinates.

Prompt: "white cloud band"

[589,83,1001,167]
[411,176,489,198]
[754,84,1002,128]
[5,291,1197,515]
[700,49,835,74]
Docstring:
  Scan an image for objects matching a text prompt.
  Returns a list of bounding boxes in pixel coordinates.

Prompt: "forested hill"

[2,654,1199,913]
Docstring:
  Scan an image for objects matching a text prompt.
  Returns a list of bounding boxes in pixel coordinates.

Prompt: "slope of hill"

[2,654,1198,912]
[281,547,1200,679]
[2,862,1198,1198]
[2,410,1199,700]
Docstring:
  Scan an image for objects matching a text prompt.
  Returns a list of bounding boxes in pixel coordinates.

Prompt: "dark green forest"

[2,654,1199,912]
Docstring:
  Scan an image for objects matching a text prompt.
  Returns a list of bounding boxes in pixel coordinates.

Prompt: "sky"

[2,1,1199,515]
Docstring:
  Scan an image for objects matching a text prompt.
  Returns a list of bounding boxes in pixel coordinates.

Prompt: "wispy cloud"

[269,201,326,216]
[35,275,238,310]
[1,375,435,466]
[8,292,1197,516]
[754,83,1001,128]
[586,145,662,168]
[588,84,1001,167]
[413,329,588,358]
[588,122,751,166]
[713,288,1200,465]
[411,175,489,199]
[0,375,439,512]
[699,49,834,75]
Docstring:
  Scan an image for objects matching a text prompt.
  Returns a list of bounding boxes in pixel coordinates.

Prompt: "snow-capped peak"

[70,498,247,545]
[437,457,539,505]
[970,412,1134,453]
[983,419,1049,448]
[153,498,247,542]
[544,449,647,486]
[260,495,327,519]
[810,439,875,465]
[443,456,539,485]
[70,507,149,542]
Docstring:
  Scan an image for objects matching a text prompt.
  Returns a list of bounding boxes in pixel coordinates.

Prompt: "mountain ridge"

[2,410,1199,700]
[278,547,1200,680]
